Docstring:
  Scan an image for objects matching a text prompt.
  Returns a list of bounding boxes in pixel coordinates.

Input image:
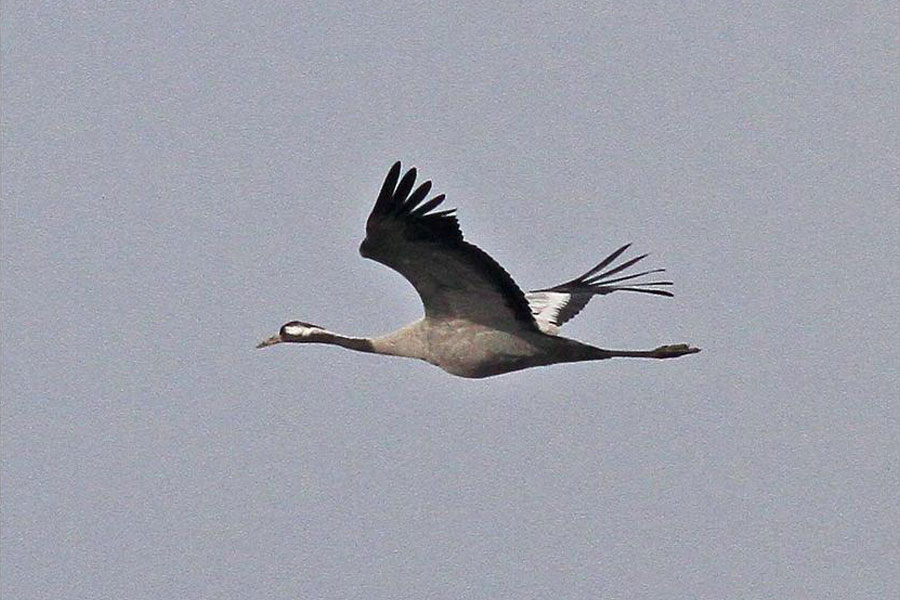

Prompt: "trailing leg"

[593,343,700,360]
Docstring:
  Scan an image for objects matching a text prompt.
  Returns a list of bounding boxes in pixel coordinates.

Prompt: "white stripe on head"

[283,323,325,337]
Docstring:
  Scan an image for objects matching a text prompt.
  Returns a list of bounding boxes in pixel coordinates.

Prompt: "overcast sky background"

[2,2,898,599]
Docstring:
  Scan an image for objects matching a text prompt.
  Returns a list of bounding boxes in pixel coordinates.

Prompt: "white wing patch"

[525,291,571,335]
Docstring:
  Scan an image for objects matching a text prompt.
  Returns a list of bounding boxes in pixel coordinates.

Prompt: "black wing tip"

[368,161,462,243]
[387,161,414,184]
[545,244,678,297]
[385,161,403,185]
[617,287,675,297]
[368,162,537,331]
[379,162,445,214]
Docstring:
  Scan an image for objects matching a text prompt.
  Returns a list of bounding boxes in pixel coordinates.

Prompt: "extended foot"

[652,344,701,358]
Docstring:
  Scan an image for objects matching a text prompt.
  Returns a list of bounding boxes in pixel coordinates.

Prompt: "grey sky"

[2,2,898,598]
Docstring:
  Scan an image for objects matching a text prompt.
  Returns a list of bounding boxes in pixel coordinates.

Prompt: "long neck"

[303,323,426,360]
[310,331,377,353]
[313,323,427,360]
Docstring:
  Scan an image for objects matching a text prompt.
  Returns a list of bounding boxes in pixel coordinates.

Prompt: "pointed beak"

[256,334,283,349]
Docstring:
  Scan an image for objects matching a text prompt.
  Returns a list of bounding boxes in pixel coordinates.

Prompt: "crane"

[257,162,699,378]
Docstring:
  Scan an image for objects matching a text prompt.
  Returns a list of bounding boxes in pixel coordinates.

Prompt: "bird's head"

[256,321,328,348]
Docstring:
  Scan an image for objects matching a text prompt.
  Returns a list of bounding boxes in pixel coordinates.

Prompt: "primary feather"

[527,244,673,334]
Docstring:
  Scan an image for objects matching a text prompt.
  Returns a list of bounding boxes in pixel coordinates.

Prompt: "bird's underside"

[257,161,700,377]
[371,317,699,378]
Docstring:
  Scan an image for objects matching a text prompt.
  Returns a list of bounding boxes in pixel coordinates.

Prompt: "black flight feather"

[362,162,537,329]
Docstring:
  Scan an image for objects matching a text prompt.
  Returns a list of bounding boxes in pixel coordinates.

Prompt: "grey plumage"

[258,162,699,378]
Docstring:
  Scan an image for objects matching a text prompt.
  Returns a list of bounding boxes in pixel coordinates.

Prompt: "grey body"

[258,162,699,378]
[371,318,602,379]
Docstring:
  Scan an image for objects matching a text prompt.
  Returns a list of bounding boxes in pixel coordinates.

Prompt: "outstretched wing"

[359,162,538,332]
[525,244,673,335]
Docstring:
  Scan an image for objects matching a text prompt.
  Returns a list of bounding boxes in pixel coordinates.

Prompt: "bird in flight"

[258,162,699,378]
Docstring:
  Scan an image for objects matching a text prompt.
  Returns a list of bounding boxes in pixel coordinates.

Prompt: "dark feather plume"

[539,244,674,298]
